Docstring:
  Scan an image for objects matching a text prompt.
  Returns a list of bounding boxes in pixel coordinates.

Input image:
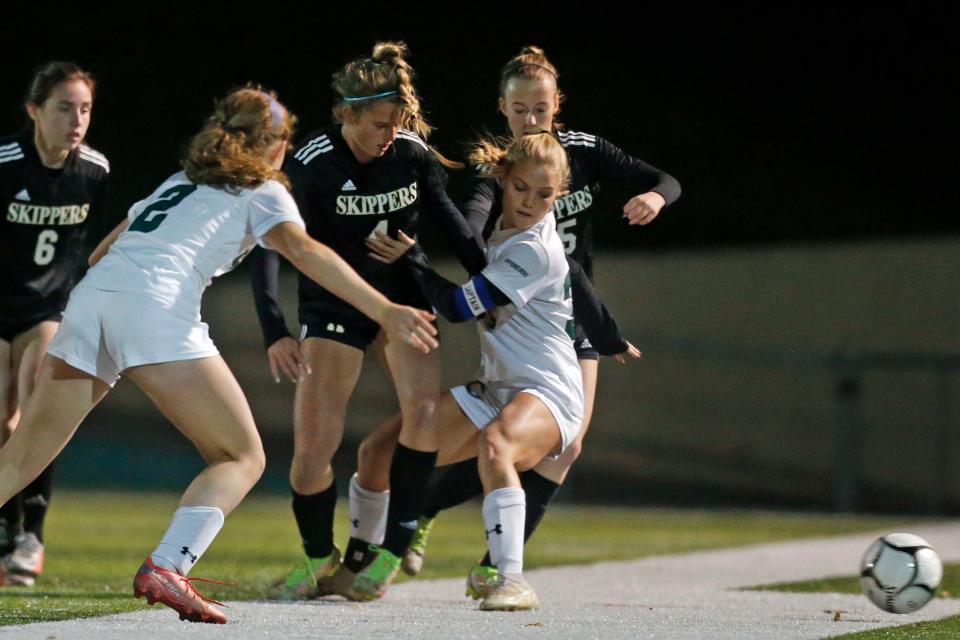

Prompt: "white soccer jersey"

[81,172,303,312]
[476,212,584,448]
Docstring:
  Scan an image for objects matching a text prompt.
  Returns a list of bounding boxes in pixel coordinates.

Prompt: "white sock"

[482,487,525,576]
[150,506,225,576]
[349,473,389,544]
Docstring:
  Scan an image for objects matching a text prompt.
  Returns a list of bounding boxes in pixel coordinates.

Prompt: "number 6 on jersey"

[33,229,58,265]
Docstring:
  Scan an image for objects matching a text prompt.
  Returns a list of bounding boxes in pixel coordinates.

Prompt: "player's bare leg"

[476,393,562,611]
[276,338,363,599]
[0,355,110,506]
[125,356,266,624]
[348,333,443,600]
[4,321,61,583]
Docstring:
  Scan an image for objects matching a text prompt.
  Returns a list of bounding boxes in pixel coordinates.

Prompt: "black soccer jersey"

[463,129,681,279]
[285,124,483,301]
[0,131,109,320]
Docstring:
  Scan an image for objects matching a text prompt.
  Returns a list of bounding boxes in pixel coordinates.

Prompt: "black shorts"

[0,309,62,343]
[298,278,433,351]
[573,322,599,361]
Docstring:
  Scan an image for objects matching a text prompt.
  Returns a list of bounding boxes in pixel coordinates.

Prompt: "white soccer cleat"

[479,573,539,611]
[7,532,44,578]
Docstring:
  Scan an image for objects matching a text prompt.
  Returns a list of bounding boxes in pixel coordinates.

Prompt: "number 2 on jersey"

[129,184,198,233]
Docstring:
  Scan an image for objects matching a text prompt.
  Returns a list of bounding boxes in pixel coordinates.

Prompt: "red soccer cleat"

[132,556,228,624]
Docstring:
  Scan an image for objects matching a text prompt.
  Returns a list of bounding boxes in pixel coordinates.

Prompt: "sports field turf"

[0,489,926,628]
[757,565,960,638]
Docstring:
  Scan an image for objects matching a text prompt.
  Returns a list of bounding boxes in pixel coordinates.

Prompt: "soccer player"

[0,87,437,623]
[401,46,682,595]
[0,62,109,587]
[350,132,587,610]
[249,42,486,600]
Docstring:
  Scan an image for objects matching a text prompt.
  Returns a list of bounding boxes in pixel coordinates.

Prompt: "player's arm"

[368,230,509,323]
[592,136,681,226]
[418,151,487,275]
[249,247,304,383]
[567,257,630,356]
[88,218,129,266]
[461,176,500,247]
[264,222,437,352]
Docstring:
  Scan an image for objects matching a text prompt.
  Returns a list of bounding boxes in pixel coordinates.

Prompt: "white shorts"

[450,379,582,455]
[47,286,219,386]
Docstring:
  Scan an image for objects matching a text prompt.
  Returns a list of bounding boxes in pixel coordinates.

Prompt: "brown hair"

[499,46,565,130]
[182,86,296,190]
[332,41,460,168]
[25,61,96,107]
[470,131,570,191]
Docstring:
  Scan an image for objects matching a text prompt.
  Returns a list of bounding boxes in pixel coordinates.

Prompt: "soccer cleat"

[315,562,363,600]
[465,563,500,600]
[401,516,435,576]
[351,545,401,601]
[270,547,341,600]
[7,532,44,577]
[479,572,539,611]
[132,556,227,624]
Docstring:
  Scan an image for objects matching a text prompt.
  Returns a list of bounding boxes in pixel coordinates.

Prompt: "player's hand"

[623,192,666,226]
[366,230,417,264]
[381,304,438,353]
[267,336,310,383]
[613,341,642,364]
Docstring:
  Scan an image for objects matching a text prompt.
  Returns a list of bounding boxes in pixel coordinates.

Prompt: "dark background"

[1,4,952,249]
[2,4,956,512]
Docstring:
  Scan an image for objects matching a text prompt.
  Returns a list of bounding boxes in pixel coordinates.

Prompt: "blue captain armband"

[454,276,499,319]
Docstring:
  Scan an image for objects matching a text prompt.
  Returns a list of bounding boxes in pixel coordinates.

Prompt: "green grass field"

[0,490,948,634]
[755,561,960,638]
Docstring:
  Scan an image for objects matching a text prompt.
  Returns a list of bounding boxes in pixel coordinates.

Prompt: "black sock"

[382,444,437,556]
[291,481,338,559]
[422,458,483,519]
[480,470,560,567]
[343,536,374,572]
[0,494,23,554]
[22,463,55,543]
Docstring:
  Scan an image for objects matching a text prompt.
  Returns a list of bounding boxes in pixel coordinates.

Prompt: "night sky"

[2,4,951,249]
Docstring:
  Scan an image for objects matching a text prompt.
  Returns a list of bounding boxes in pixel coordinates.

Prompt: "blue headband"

[260,91,286,131]
[343,90,398,103]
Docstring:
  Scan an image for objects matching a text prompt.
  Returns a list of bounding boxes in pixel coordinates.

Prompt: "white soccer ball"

[859,532,943,614]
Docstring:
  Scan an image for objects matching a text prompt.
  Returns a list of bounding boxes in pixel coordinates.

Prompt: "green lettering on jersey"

[129,184,198,233]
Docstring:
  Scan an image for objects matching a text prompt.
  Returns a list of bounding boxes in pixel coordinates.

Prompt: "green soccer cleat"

[351,545,401,601]
[401,516,435,576]
[270,546,341,600]
[465,563,500,600]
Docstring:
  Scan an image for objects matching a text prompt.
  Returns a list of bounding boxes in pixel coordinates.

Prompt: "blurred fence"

[625,335,959,513]
[62,239,960,513]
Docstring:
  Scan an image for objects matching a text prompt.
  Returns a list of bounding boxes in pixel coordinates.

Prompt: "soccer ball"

[859,533,943,614]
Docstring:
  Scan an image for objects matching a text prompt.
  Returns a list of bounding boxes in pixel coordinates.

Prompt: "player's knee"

[358,432,395,476]
[243,445,267,481]
[479,426,515,467]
